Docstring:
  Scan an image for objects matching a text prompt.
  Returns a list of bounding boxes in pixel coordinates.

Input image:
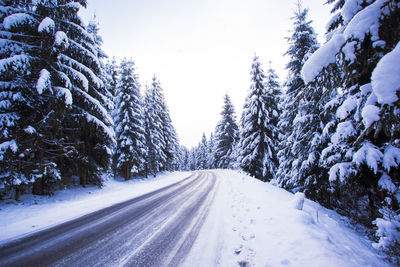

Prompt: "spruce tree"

[214,94,239,169]
[303,0,400,261]
[144,80,166,176]
[207,133,216,169]
[276,4,319,188]
[114,59,146,180]
[196,133,208,170]
[239,56,280,181]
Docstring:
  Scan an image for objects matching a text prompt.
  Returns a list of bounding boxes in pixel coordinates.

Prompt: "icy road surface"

[0,172,218,267]
[0,170,390,267]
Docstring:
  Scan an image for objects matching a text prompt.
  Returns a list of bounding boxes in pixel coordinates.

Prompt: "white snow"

[383,145,400,172]
[0,140,17,160]
[0,54,29,74]
[378,173,397,194]
[54,31,69,47]
[371,40,400,105]
[344,0,389,42]
[337,94,358,120]
[0,170,391,266]
[36,69,51,95]
[341,0,363,23]
[3,13,35,30]
[38,17,55,34]
[185,170,389,267]
[331,121,356,145]
[329,162,355,182]
[353,142,383,173]
[362,104,380,128]
[293,192,305,210]
[54,86,72,106]
[0,172,190,242]
[301,33,345,83]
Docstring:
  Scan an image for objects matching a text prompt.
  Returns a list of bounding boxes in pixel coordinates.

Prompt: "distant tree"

[207,133,216,169]
[214,94,239,169]
[196,133,208,170]
[144,81,166,177]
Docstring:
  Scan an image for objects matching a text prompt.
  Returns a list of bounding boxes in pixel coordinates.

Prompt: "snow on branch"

[3,13,36,30]
[59,54,103,89]
[36,69,51,95]
[301,33,345,84]
[0,140,18,160]
[74,87,113,125]
[353,142,383,174]
[383,145,400,172]
[85,113,115,141]
[0,54,29,74]
[54,86,72,106]
[371,40,400,105]
[38,17,55,34]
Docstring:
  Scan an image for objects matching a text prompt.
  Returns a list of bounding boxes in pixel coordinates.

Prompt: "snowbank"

[196,170,390,267]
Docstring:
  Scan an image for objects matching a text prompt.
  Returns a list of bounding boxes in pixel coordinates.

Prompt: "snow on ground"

[0,169,392,266]
[0,171,190,243]
[187,170,391,267]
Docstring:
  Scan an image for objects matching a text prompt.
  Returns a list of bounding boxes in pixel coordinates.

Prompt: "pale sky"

[79,0,331,148]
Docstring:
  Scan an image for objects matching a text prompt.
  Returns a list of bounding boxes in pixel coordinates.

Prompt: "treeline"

[189,1,400,262]
[0,1,180,199]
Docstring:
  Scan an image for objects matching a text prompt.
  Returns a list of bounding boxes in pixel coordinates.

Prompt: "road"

[0,171,218,267]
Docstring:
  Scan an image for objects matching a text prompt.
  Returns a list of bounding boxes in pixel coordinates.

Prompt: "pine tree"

[303,0,400,261]
[47,1,115,188]
[114,59,146,180]
[276,4,319,188]
[196,133,208,170]
[144,80,166,176]
[239,56,280,181]
[214,94,239,169]
[207,133,216,169]
[0,0,96,197]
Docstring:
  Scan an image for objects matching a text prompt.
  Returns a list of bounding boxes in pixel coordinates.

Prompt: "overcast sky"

[79,0,331,148]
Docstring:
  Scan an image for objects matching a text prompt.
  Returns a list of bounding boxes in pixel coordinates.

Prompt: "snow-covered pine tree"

[155,78,180,172]
[106,57,119,114]
[0,0,89,197]
[188,147,198,170]
[144,80,166,176]
[302,0,400,261]
[276,4,319,188]
[0,0,46,198]
[207,133,216,169]
[196,133,208,170]
[239,56,280,181]
[36,1,115,188]
[214,94,239,169]
[178,146,190,171]
[114,59,146,180]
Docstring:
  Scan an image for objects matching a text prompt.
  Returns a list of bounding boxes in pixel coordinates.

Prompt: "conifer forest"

[1,0,400,264]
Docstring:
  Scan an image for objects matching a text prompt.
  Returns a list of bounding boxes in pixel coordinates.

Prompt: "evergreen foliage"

[114,59,146,180]
[239,56,280,181]
[214,94,239,169]
[276,5,319,188]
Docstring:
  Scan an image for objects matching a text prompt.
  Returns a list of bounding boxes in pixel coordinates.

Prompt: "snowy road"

[0,171,219,267]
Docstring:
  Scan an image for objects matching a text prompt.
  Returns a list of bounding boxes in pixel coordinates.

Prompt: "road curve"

[0,171,218,267]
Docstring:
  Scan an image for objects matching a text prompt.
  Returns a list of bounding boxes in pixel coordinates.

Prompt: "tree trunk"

[125,164,130,181]
[15,186,20,201]
[80,170,87,187]
[32,178,44,195]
